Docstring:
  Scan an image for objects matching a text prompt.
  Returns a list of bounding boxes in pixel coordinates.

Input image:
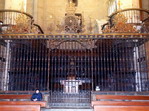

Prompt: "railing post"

[3,40,10,91]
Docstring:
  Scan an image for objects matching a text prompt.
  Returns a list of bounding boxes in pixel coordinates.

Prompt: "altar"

[60,79,82,93]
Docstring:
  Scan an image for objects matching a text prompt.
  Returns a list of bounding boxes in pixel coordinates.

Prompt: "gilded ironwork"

[103,13,139,33]
[0,9,41,34]
[47,39,95,50]
[64,0,84,33]
[3,12,40,34]
[102,8,149,33]
[113,13,127,25]
[0,34,149,39]
[4,13,31,34]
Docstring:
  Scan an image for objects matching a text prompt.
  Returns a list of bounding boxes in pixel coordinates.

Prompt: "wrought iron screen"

[0,37,149,92]
[0,7,149,108]
[0,39,149,92]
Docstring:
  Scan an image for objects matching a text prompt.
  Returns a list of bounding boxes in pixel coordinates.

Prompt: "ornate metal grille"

[0,35,149,107]
[0,37,149,92]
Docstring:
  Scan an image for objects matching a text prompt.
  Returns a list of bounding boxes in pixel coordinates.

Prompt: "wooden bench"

[0,105,40,111]
[92,95,149,111]
[0,94,46,111]
[0,94,32,100]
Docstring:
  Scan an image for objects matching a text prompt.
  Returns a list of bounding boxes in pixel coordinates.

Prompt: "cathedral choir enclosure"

[1,39,149,93]
[1,38,149,92]
[0,0,149,109]
[0,36,149,107]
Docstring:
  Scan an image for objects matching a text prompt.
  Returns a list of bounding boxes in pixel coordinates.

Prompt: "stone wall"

[28,0,141,33]
[142,0,149,10]
[119,0,140,9]
[5,0,27,11]
[0,0,5,9]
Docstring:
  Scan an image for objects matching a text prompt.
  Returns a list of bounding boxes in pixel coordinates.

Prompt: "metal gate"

[48,40,92,107]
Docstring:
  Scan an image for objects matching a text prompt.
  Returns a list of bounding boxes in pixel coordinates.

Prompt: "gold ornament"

[103,13,139,33]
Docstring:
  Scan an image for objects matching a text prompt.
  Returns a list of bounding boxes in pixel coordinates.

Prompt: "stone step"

[49,91,91,108]
[50,94,90,98]
[50,96,90,98]
[49,103,91,108]
[50,98,90,103]
[42,108,93,111]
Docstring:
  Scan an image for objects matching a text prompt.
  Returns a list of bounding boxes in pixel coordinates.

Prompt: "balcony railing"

[0,10,44,34]
[102,8,149,33]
